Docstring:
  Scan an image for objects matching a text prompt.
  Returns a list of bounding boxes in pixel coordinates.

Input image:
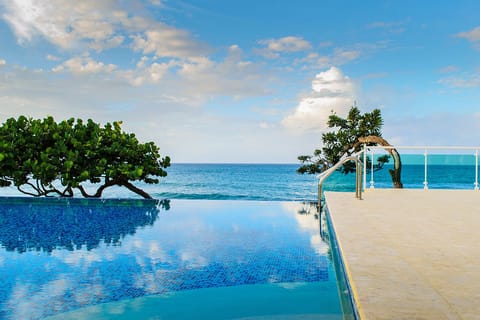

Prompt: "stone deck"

[325,189,480,320]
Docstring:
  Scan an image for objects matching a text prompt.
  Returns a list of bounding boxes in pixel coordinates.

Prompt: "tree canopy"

[298,106,403,188]
[0,116,171,198]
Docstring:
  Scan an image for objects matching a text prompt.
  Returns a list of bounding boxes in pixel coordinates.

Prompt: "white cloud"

[1,0,208,58]
[260,36,312,52]
[294,52,331,69]
[1,0,119,49]
[257,36,312,58]
[118,58,177,86]
[282,67,356,132]
[46,54,60,61]
[294,47,361,70]
[439,65,459,74]
[7,277,71,320]
[367,20,406,34]
[282,202,329,256]
[438,73,480,88]
[259,121,273,129]
[456,26,480,42]
[52,56,117,75]
[176,46,266,97]
[131,26,209,59]
[0,59,6,66]
[332,48,360,64]
[89,35,125,51]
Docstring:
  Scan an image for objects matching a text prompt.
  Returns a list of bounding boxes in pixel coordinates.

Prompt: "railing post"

[475,149,479,190]
[318,183,322,211]
[370,149,375,189]
[357,160,363,200]
[424,148,429,189]
[363,144,367,192]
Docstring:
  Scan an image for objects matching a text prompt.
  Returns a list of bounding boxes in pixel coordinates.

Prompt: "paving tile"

[326,189,480,320]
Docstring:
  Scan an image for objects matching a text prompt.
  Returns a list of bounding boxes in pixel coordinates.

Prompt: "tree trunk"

[77,178,152,199]
[120,180,153,199]
[77,179,116,198]
[358,136,403,188]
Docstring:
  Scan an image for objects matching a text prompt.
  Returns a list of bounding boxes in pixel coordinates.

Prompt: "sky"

[0,0,479,163]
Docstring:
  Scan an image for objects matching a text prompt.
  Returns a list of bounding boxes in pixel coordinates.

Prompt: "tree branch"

[18,185,41,197]
[77,185,95,198]
[120,180,152,199]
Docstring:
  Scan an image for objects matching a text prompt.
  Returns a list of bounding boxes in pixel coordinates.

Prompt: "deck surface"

[325,189,480,320]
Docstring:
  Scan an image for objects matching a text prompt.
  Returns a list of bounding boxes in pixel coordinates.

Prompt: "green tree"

[0,116,171,198]
[298,106,403,188]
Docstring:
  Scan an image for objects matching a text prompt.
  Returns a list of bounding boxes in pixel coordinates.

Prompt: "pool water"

[0,198,353,319]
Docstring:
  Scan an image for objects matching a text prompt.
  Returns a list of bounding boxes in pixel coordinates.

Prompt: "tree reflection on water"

[0,197,170,253]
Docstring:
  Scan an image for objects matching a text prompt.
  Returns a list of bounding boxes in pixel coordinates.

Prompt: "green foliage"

[0,116,170,198]
[297,106,388,175]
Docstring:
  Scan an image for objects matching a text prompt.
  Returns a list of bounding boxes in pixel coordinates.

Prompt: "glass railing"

[361,146,479,190]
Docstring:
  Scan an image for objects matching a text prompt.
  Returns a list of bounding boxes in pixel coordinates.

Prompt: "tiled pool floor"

[0,198,349,319]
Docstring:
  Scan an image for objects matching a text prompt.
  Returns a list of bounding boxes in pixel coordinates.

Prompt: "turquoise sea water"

[1,154,477,200]
[130,157,479,200]
[141,155,479,200]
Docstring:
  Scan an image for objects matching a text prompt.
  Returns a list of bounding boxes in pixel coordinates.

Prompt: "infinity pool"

[0,198,353,319]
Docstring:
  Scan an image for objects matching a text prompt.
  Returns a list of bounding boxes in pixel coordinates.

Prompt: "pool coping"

[324,205,360,320]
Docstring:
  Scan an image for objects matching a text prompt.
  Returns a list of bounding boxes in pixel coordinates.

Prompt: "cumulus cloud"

[118,58,177,86]
[257,36,312,58]
[47,54,181,86]
[456,26,480,42]
[176,45,266,96]
[0,0,265,97]
[282,67,356,132]
[1,0,208,58]
[456,26,480,50]
[131,27,208,59]
[52,56,117,75]
[0,59,6,66]
[89,35,124,51]
[1,0,120,49]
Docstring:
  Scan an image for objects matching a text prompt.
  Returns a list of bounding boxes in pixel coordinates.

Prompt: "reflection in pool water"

[0,198,169,253]
[0,198,345,319]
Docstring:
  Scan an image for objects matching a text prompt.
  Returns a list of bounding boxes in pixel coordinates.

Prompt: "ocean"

[110,155,479,200]
[1,154,478,200]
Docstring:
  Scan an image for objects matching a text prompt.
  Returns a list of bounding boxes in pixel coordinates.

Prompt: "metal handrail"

[317,153,363,210]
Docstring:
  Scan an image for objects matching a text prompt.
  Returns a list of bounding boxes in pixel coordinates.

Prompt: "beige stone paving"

[325,189,480,320]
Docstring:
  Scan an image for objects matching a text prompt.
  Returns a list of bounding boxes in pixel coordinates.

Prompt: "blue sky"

[0,0,479,163]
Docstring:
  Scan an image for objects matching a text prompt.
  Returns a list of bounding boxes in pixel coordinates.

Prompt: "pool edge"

[324,203,363,320]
